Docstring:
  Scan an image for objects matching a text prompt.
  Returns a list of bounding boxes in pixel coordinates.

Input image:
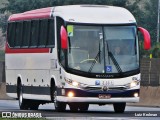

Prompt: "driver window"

[68,32,89,66]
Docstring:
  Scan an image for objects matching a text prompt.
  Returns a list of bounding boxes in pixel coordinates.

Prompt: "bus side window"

[56,17,65,67]
[22,21,31,48]
[38,19,48,47]
[30,20,39,47]
[14,22,23,48]
[8,22,16,48]
[46,19,55,47]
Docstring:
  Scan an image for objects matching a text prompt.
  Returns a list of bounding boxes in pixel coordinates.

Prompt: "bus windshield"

[67,25,139,74]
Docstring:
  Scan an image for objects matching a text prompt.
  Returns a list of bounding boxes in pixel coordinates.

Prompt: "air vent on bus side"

[80,5,109,8]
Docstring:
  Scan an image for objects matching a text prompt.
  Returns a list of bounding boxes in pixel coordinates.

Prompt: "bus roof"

[54,5,136,24]
[9,5,136,24]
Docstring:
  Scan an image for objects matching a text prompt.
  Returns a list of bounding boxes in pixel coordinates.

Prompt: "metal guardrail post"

[159,74,160,85]
[149,60,151,85]
[157,0,160,42]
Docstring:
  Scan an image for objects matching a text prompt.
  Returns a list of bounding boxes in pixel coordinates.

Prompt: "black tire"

[69,103,78,112]
[50,81,55,102]
[17,82,29,110]
[113,102,126,113]
[18,82,39,110]
[53,88,66,112]
[79,103,89,111]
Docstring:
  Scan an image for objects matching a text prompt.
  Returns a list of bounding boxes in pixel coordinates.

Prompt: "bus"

[5,5,151,113]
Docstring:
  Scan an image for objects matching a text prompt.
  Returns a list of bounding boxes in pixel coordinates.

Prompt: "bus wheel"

[113,102,126,113]
[18,83,29,110]
[54,90,66,112]
[50,81,55,102]
[79,103,89,111]
[69,103,78,112]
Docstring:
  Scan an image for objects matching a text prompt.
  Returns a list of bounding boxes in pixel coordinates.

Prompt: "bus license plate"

[99,94,111,99]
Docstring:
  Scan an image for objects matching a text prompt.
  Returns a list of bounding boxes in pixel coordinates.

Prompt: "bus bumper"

[56,88,140,103]
[57,96,139,103]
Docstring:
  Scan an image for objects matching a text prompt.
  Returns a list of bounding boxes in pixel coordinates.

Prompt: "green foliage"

[142,0,158,44]
[1,0,53,13]
[140,42,160,58]
[0,0,128,13]
[151,42,160,58]
[0,14,8,35]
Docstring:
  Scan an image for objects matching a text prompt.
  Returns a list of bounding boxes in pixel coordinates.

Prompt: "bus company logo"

[2,112,11,118]
[1,112,42,118]
[102,86,109,91]
[95,80,100,85]
[96,75,114,78]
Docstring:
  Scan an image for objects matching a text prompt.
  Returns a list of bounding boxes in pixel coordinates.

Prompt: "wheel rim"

[19,86,23,107]
[54,91,58,108]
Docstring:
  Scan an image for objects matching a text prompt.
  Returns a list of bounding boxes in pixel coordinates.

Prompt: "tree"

[0,14,8,35]
[142,0,158,44]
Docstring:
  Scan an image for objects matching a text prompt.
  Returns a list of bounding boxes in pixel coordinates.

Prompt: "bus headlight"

[125,80,140,89]
[65,78,87,88]
[130,80,139,88]
[72,81,79,87]
[130,81,137,88]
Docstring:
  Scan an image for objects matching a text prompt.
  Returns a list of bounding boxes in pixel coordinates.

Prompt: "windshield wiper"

[88,50,101,73]
[105,40,122,73]
[88,40,102,73]
[108,51,122,73]
[88,38,122,74]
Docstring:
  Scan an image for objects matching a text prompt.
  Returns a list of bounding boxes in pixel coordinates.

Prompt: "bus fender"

[50,75,58,87]
[17,74,23,85]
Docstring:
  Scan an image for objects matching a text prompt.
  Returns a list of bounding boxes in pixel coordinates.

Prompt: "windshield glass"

[67,25,139,74]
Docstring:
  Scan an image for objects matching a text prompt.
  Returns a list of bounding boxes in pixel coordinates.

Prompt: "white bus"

[5,5,151,113]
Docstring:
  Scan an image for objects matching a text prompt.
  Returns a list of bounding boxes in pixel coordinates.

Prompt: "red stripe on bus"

[5,44,50,54]
[9,13,50,21]
[9,7,52,21]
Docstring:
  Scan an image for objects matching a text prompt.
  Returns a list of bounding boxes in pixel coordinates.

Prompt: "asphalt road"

[0,100,160,119]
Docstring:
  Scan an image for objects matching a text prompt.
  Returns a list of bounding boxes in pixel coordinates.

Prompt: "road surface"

[0,100,160,119]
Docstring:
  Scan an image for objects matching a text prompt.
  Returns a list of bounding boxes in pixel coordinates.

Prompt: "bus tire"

[17,82,29,110]
[79,103,89,111]
[54,89,66,112]
[69,103,78,112]
[50,79,55,102]
[113,102,126,113]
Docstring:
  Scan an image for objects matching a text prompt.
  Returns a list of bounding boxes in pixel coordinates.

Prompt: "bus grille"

[82,86,127,91]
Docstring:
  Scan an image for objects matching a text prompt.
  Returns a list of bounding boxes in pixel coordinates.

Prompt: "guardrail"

[141,58,160,86]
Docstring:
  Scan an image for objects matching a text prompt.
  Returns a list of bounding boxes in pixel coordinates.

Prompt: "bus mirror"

[60,26,68,49]
[138,27,151,50]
